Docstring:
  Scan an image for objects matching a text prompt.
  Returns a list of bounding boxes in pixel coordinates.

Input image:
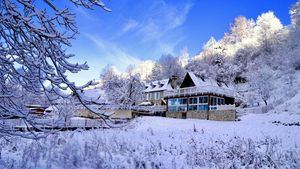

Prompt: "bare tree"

[0,0,110,137]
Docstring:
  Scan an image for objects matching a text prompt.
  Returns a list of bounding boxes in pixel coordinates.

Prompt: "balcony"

[164,86,235,98]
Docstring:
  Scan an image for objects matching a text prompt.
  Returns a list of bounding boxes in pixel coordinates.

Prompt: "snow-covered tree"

[289,0,300,50]
[100,65,144,105]
[223,16,256,45]
[290,0,300,28]
[148,54,185,81]
[185,59,216,80]
[248,65,274,106]
[178,48,190,68]
[0,0,110,137]
[131,60,155,81]
[147,63,163,81]
[256,11,283,53]
[195,37,220,60]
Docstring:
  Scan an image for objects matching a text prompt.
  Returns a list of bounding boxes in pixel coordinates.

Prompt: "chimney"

[171,75,178,89]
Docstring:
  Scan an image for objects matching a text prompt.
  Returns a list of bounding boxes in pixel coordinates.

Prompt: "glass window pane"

[198,105,209,110]
[169,106,177,112]
[212,97,217,105]
[188,105,197,111]
[203,96,208,103]
[189,97,197,104]
[183,98,187,104]
[178,106,187,111]
[179,98,187,104]
[168,99,177,106]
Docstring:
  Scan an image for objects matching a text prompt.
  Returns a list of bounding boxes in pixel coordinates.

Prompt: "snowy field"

[1,113,300,169]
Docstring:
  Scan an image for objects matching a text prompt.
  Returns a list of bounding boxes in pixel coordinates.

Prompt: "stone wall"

[166,112,182,119]
[76,108,100,118]
[186,111,208,119]
[166,110,236,121]
[208,110,236,121]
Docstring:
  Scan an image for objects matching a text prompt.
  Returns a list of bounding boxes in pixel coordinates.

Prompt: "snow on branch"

[0,0,110,138]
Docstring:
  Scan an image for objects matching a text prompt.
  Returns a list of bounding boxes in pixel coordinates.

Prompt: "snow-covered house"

[143,76,178,106]
[164,72,236,121]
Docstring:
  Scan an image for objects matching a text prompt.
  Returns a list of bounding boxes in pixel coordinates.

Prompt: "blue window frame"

[168,106,177,112]
[199,96,208,103]
[168,98,187,112]
[178,106,187,111]
[168,99,177,106]
[188,105,197,111]
[189,97,198,104]
[198,105,209,110]
[178,98,187,104]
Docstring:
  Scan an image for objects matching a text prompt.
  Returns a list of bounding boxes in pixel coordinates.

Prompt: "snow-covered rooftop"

[188,72,234,90]
[144,79,173,92]
[80,88,108,104]
[165,72,236,98]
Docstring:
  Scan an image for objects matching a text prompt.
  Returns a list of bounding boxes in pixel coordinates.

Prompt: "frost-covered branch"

[0,0,110,137]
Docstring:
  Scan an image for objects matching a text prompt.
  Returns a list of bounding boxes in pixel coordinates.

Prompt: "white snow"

[1,112,300,169]
[144,78,173,92]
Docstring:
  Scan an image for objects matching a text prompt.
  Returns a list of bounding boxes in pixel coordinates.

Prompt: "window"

[168,98,187,112]
[218,98,225,105]
[178,98,187,104]
[148,93,152,100]
[155,92,160,100]
[146,93,149,101]
[188,97,198,111]
[189,97,198,104]
[154,92,158,100]
[198,105,209,110]
[210,96,225,110]
[197,96,209,111]
[199,96,208,103]
[188,105,197,111]
[156,92,161,100]
[178,106,187,111]
[169,106,177,112]
[211,97,217,105]
[188,96,208,112]
[168,99,177,106]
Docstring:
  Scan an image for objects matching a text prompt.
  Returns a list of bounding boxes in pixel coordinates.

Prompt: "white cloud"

[122,19,139,33]
[135,1,193,55]
[84,33,141,72]
[74,6,94,20]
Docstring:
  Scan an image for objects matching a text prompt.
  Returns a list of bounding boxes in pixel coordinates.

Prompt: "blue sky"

[64,0,297,85]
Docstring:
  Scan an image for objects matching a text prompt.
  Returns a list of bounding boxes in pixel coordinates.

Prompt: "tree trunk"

[264,100,268,105]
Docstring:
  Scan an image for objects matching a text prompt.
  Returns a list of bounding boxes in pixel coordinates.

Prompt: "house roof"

[180,72,235,97]
[144,79,174,92]
[80,88,108,104]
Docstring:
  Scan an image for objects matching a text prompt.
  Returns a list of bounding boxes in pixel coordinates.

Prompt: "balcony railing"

[215,104,235,110]
[164,86,235,98]
[100,105,166,112]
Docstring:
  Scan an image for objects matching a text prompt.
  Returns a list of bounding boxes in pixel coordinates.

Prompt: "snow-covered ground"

[1,112,299,169]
